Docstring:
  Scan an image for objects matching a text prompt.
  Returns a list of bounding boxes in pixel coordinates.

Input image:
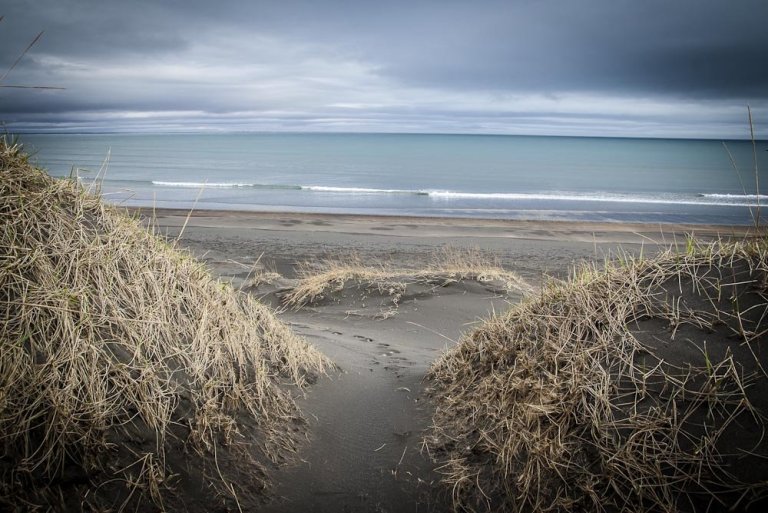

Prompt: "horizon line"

[9,129,765,143]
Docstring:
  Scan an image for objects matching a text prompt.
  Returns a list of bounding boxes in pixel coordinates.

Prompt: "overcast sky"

[1,0,766,138]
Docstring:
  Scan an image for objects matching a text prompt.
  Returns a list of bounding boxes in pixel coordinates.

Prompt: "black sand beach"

[145,209,760,512]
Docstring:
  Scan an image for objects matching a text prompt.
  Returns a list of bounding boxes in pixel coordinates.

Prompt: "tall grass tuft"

[0,139,330,510]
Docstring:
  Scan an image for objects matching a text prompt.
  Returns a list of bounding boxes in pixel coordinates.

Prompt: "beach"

[145,208,759,512]
[6,1,768,510]
[143,208,754,273]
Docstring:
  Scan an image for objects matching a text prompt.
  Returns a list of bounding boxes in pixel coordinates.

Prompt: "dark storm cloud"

[356,1,768,99]
[1,0,767,136]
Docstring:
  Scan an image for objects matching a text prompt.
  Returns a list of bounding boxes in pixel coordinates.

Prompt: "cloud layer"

[1,0,767,137]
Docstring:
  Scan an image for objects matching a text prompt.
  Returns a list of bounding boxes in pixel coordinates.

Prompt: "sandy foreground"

[141,209,756,513]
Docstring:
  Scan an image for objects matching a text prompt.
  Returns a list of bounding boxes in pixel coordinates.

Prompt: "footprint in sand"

[353,335,374,342]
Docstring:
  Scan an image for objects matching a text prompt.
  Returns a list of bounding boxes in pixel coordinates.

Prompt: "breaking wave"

[129,181,766,207]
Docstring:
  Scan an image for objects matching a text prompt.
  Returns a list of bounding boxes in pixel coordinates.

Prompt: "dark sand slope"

[0,144,330,512]
[154,209,762,512]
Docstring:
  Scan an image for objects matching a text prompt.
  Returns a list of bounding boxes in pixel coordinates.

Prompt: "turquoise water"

[18,132,768,225]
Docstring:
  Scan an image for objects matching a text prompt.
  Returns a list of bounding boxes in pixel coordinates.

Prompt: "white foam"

[427,190,762,207]
[150,180,763,207]
[301,185,423,194]
[701,193,768,200]
[152,181,256,188]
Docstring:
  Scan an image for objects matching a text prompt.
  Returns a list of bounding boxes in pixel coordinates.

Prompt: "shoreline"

[129,207,762,244]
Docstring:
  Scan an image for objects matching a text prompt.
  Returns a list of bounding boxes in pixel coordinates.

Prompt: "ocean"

[17,132,768,225]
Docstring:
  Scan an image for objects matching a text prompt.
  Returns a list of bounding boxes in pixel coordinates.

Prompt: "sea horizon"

[11,129,766,143]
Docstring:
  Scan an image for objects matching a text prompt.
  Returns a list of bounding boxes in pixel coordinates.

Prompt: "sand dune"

[153,208,767,512]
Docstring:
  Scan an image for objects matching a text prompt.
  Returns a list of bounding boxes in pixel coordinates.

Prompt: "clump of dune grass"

[284,247,532,308]
[0,139,330,511]
[241,258,283,290]
[426,237,768,512]
[245,268,283,289]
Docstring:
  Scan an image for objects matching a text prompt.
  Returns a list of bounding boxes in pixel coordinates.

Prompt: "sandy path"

[257,282,517,512]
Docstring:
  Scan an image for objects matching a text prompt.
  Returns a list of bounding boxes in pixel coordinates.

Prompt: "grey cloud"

[5,0,766,95]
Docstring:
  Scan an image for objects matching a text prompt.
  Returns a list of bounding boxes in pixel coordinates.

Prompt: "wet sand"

[142,209,757,512]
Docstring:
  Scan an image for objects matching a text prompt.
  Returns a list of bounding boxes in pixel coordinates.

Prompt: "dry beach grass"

[284,248,533,309]
[0,140,330,511]
[426,238,768,512]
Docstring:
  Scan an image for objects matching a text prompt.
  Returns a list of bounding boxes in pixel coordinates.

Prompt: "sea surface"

[17,132,768,225]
